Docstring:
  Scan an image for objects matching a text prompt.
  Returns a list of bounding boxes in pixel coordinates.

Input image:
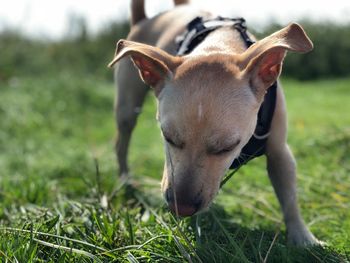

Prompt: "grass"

[0,73,349,262]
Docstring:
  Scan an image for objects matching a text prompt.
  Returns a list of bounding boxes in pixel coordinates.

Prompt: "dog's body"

[110,0,319,245]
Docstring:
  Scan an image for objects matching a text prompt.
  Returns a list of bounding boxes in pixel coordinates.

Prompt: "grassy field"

[0,74,349,262]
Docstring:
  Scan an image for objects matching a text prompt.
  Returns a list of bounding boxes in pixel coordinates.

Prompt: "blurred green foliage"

[0,21,129,81]
[1,19,350,81]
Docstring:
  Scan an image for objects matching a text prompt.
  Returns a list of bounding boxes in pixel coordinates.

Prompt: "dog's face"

[157,55,260,216]
[109,23,313,216]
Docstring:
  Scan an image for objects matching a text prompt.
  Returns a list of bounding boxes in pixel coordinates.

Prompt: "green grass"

[0,74,349,262]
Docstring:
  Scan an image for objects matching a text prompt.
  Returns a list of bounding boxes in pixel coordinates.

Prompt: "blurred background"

[1,0,350,81]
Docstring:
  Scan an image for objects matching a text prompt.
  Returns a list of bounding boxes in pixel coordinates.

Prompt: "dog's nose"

[165,188,202,217]
[168,202,199,216]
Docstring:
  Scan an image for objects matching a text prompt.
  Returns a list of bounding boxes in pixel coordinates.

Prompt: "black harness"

[176,16,277,171]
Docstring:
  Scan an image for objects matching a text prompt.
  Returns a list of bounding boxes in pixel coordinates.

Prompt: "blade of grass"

[33,238,102,263]
[169,213,203,263]
[98,234,171,255]
[210,210,250,263]
[263,229,280,263]
[258,232,265,262]
[0,227,107,252]
[0,250,17,263]
[125,208,135,245]
[127,251,139,263]
[134,192,198,262]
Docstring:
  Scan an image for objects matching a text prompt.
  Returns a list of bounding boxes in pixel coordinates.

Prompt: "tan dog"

[109,0,319,245]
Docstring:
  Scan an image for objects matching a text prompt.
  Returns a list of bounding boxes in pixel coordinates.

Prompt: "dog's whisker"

[167,147,179,218]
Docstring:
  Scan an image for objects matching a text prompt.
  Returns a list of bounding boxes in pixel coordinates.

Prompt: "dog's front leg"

[266,143,318,245]
[115,59,149,176]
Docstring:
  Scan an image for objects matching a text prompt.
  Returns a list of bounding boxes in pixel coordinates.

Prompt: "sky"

[1,0,350,39]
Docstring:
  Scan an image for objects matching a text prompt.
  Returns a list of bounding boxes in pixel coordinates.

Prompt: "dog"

[109,0,320,246]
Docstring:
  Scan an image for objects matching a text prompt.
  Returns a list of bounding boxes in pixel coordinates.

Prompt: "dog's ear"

[239,23,313,98]
[108,40,183,94]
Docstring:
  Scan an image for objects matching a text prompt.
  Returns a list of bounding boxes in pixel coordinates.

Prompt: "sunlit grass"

[0,74,349,262]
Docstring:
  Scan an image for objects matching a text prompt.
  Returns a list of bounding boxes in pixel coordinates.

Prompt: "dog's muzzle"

[165,188,202,217]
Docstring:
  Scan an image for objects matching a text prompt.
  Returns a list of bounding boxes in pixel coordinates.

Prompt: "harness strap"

[230,83,277,169]
[177,17,253,55]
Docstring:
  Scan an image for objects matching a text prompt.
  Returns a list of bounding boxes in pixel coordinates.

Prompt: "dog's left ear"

[239,23,313,98]
[108,40,183,95]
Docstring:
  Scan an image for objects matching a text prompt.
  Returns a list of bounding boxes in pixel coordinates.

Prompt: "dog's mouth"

[164,188,204,217]
[167,202,201,217]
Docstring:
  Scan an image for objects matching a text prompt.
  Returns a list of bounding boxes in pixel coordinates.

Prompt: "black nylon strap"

[230,83,277,169]
[177,17,252,55]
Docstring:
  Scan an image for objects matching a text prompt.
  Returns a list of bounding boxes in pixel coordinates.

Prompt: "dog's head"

[109,23,313,216]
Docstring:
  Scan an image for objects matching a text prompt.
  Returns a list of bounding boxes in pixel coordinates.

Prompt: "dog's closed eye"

[207,139,241,156]
[164,136,179,147]
[162,130,185,149]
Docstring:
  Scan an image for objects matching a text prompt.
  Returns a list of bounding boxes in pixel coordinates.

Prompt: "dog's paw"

[120,172,130,179]
[287,226,323,246]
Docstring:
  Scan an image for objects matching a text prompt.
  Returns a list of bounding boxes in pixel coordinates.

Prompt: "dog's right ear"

[238,23,313,99]
[108,40,183,95]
